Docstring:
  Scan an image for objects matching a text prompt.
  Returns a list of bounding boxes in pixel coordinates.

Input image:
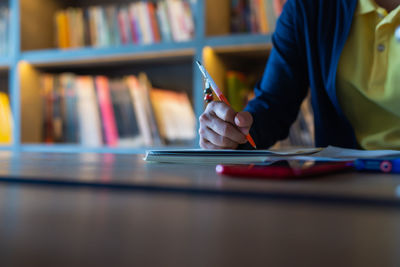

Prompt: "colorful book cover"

[0,92,12,144]
[138,72,162,146]
[125,75,153,146]
[75,76,103,147]
[55,10,70,48]
[128,3,141,44]
[137,2,153,44]
[105,6,119,46]
[259,0,270,33]
[148,2,161,43]
[95,76,119,147]
[60,73,79,143]
[149,88,195,142]
[156,1,172,42]
[117,6,131,44]
[88,7,99,46]
[109,79,142,147]
[52,76,64,142]
[41,74,55,143]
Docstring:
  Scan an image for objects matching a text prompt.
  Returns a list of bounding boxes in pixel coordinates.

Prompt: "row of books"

[40,73,196,147]
[0,6,9,56]
[230,0,286,34]
[55,0,195,49]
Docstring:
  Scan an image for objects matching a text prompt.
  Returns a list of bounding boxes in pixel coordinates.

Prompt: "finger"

[209,117,247,144]
[200,126,240,148]
[200,112,246,144]
[234,111,253,135]
[206,101,236,124]
[199,138,221,149]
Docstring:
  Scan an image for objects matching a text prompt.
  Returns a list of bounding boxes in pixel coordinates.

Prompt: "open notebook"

[144,146,400,164]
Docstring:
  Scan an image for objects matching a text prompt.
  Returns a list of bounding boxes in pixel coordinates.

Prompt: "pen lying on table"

[354,158,400,173]
[196,60,257,149]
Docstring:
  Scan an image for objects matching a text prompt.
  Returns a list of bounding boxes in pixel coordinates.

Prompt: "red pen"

[196,60,257,149]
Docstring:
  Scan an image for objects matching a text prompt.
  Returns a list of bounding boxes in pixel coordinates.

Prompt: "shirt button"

[396,26,400,42]
[377,44,385,52]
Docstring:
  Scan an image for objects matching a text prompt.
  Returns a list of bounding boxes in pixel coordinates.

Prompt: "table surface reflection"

[0,152,399,266]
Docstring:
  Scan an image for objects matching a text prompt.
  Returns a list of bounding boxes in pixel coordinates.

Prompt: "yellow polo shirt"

[336,0,400,149]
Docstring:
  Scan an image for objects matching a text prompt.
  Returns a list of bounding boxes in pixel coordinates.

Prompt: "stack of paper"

[144,146,400,164]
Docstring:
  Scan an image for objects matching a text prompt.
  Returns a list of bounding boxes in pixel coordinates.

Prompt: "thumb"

[234,111,253,134]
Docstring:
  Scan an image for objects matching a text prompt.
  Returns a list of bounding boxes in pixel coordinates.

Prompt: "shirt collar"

[357,0,379,15]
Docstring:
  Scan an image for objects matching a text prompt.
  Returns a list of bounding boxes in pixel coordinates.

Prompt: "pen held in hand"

[196,60,257,149]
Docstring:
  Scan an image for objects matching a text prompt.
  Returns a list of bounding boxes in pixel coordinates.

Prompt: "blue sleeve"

[244,0,310,149]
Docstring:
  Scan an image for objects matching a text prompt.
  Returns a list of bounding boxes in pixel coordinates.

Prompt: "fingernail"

[234,116,241,125]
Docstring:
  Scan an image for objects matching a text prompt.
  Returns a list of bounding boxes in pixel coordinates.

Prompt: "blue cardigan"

[245,0,359,149]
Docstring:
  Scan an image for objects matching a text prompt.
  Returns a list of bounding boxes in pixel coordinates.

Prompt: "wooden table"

[0,152,400,267]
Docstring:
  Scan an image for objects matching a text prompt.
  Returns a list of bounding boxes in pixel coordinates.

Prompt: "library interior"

[1,0,400,266]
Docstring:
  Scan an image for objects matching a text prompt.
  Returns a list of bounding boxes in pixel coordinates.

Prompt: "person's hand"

[199,101,253,149]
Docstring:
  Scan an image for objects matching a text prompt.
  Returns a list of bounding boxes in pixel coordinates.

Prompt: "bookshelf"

[2,0,275,154]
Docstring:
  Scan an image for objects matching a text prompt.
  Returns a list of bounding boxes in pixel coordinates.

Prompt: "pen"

[354,158,400,173]
[196,60,257,149]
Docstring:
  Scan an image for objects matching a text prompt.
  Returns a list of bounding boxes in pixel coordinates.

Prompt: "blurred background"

[0,0,310,154]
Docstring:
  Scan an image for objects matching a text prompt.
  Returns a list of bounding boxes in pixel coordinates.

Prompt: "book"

[156,1,172,42]
[0,6,9,55]
[39,72,194,148]
[230,0,273,34]
[125,75,153,146]
[273,0,286,16]
[59,73,79,143]
[109,79,142,146]
[75,76,103,147]
[138,73,163,146]
[149,88,196,143]
[0,92,12,144]
[145,146,400,164]
[54,0,195,49]
[95,76,119,147]
[148,2,161,43]
[144,147,322,164]
[55,10,70,49]
[52,76,64,142]
[41,74,55,143]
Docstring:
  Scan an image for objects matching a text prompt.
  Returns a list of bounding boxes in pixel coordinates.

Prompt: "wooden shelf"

[0,57,11,70]
[21,144,147,154]
[0,145,12,151]
[205,34,272,50]
[20,42,197,67]
[20,144,195,154]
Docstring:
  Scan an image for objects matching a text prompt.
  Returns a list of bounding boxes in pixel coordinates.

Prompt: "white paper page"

[305,146,400,160]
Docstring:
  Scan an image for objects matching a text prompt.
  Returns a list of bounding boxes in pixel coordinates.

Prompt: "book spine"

[60,74,79,143]
[137,2,153,44]
[41,74,54,143]
[76,76,103,147]
[259,0,270,33]
[88,7,99,47]
[0,92,12,144]
[128,4,139,44]
[148,2,161,43]
[55,10,70,48]
[156,1,172,42]
[126,75,153,146]
[95,76,119,147]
